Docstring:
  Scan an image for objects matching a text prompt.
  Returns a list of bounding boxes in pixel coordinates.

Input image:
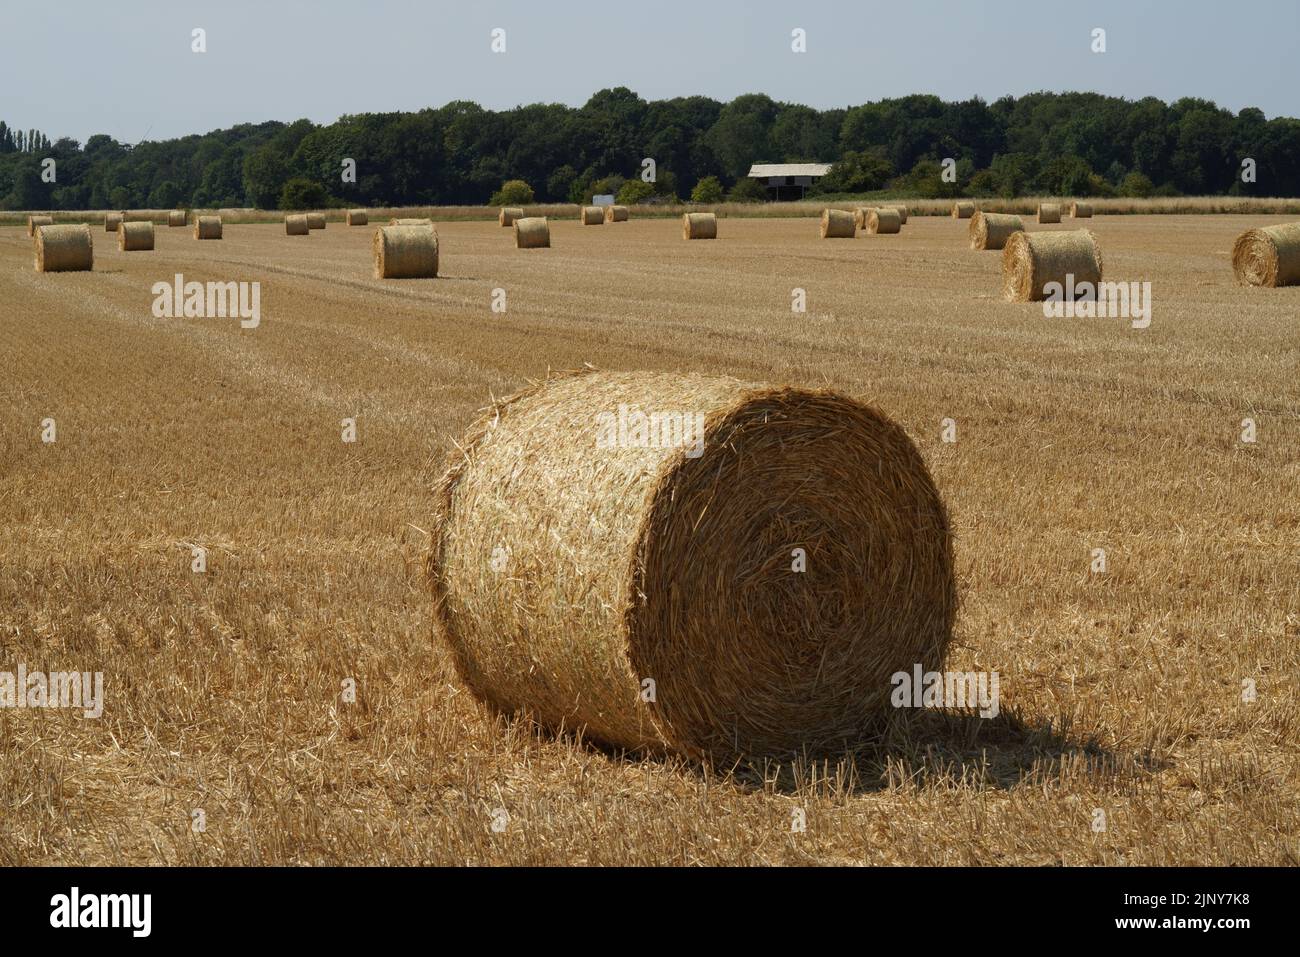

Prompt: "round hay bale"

[604,205,629,223]
[427,370,956,762]
[821,209,856,238]
[866,208,902,234]
[952,201,975,219]
[891,204,909,224]
[347,209,368,226]
[167,210,187,227]
[1231,223,1300,287]
[1037,203,1062,224]
[969,211,1024,251]
[34,224,93,273]
[499,207,524,227]
[682,212,717,240]
[391,217,433,226]
[105,211,123,232]
[581,206,604,225]
[1070,202,1093,219]
[193,215,222,240]
[852,207,876,229]
[1002,229,1103,302]
[373,223,438,278]
[514,217,550,249]
[305,212,326,230]
[26,214,53,237]
[118,220,155,251]
[285,214,310,235]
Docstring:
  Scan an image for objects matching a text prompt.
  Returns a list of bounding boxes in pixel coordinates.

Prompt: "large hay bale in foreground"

[1037,203,1062,224]
[1070,202,1093,219]
[391,217,433,226]
[682,212,717,240]
[580,206,604,225]
[193,216,222,240]
[26,214,53,237]
[118,220,155,251]
[374,223,438,278]
[867,208,902,234]
[891,204,909,224]
[1232,223,1300,287]
[427,370,955,762]
[604,205,629,223]
[285,214,309,235]
[821,209,856,238]
[347,209,368,226]
[970,211,1024,250]
[305,212,326,230]
[1002,229,1103,302]
[952,201,975,219]
[34,224,93,272]
[105,211,123,232]
[499,207,524,227]
[168,210,187,227]
[514,217,550,248]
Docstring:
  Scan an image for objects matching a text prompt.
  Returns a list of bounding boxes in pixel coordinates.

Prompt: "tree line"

[2,88,1297,211]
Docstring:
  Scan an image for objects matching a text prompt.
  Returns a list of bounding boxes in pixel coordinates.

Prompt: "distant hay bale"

[34,224,93,272]
[305,212,326,230]
[821,209,856,238]
[581,206,604,225]
[852,207,876,229]
[285,214,310,235]
[373,223,438,278]
[167,210,187,227]
[1231,223,1300,287]
[347,209,368,226]
[105,211,123,232]
[514,217,551,249]
[118,220,155,251]
[891,204,909,224]
[1070,202,1093,218]
[1038,203,1062,224]
[391,217,433,226]
[426,369,955,763]
[952,201,975,219]
[867,208,902,234]
[682,212,717,240]
[969,211,1024,250]
[123,211,155,223]
[499,207,524,227]
[26,214,53,237]
[1002,229,1103,302]
[193,215,222,240]
[604,205,629,223]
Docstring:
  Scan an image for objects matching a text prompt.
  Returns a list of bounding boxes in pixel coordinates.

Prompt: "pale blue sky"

[3,0,1296,144]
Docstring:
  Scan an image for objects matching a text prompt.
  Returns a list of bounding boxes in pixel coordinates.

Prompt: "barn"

[746,163,833,200]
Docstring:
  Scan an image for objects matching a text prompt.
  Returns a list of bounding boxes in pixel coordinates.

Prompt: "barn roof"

[747,163,833,178]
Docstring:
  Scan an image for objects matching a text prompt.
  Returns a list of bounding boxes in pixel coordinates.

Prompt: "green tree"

[243,144,290,208]
[489,179,535,205]
[727,177,768,202]
[148,180,182,208]
[278,177,328,209]
[615,179,655,204]
[691,175,724,203]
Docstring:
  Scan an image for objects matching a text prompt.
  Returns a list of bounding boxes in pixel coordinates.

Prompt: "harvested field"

[0,213,1297,866]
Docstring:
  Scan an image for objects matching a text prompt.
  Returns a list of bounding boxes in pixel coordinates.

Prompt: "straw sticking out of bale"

[391,218,433,226]
[821,209,856,238]
[285,214,309,235]
[499,207,524,227]
[426,369,956,763]
[969,211,1024,251]
[867,208,902,234]
[1002,229,1103,302]
[952,201,975,219]
[305,212,326,230]
[581,206,604,225]
[1038,203,1062,224]
[118,220,155,251]
[193,216,222,240]
[105,212,123,232]
[347,209,368,226]
[34,224,93,273]
[891,204,909,224]
[1231,223,1300,287]
[1070,202,1093,218]
[682,212,717,240]
[374,223,438,278]
[514,217,550,249]
[604,205,629,223]
[26,215,53,237]
[168,210,187,227]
